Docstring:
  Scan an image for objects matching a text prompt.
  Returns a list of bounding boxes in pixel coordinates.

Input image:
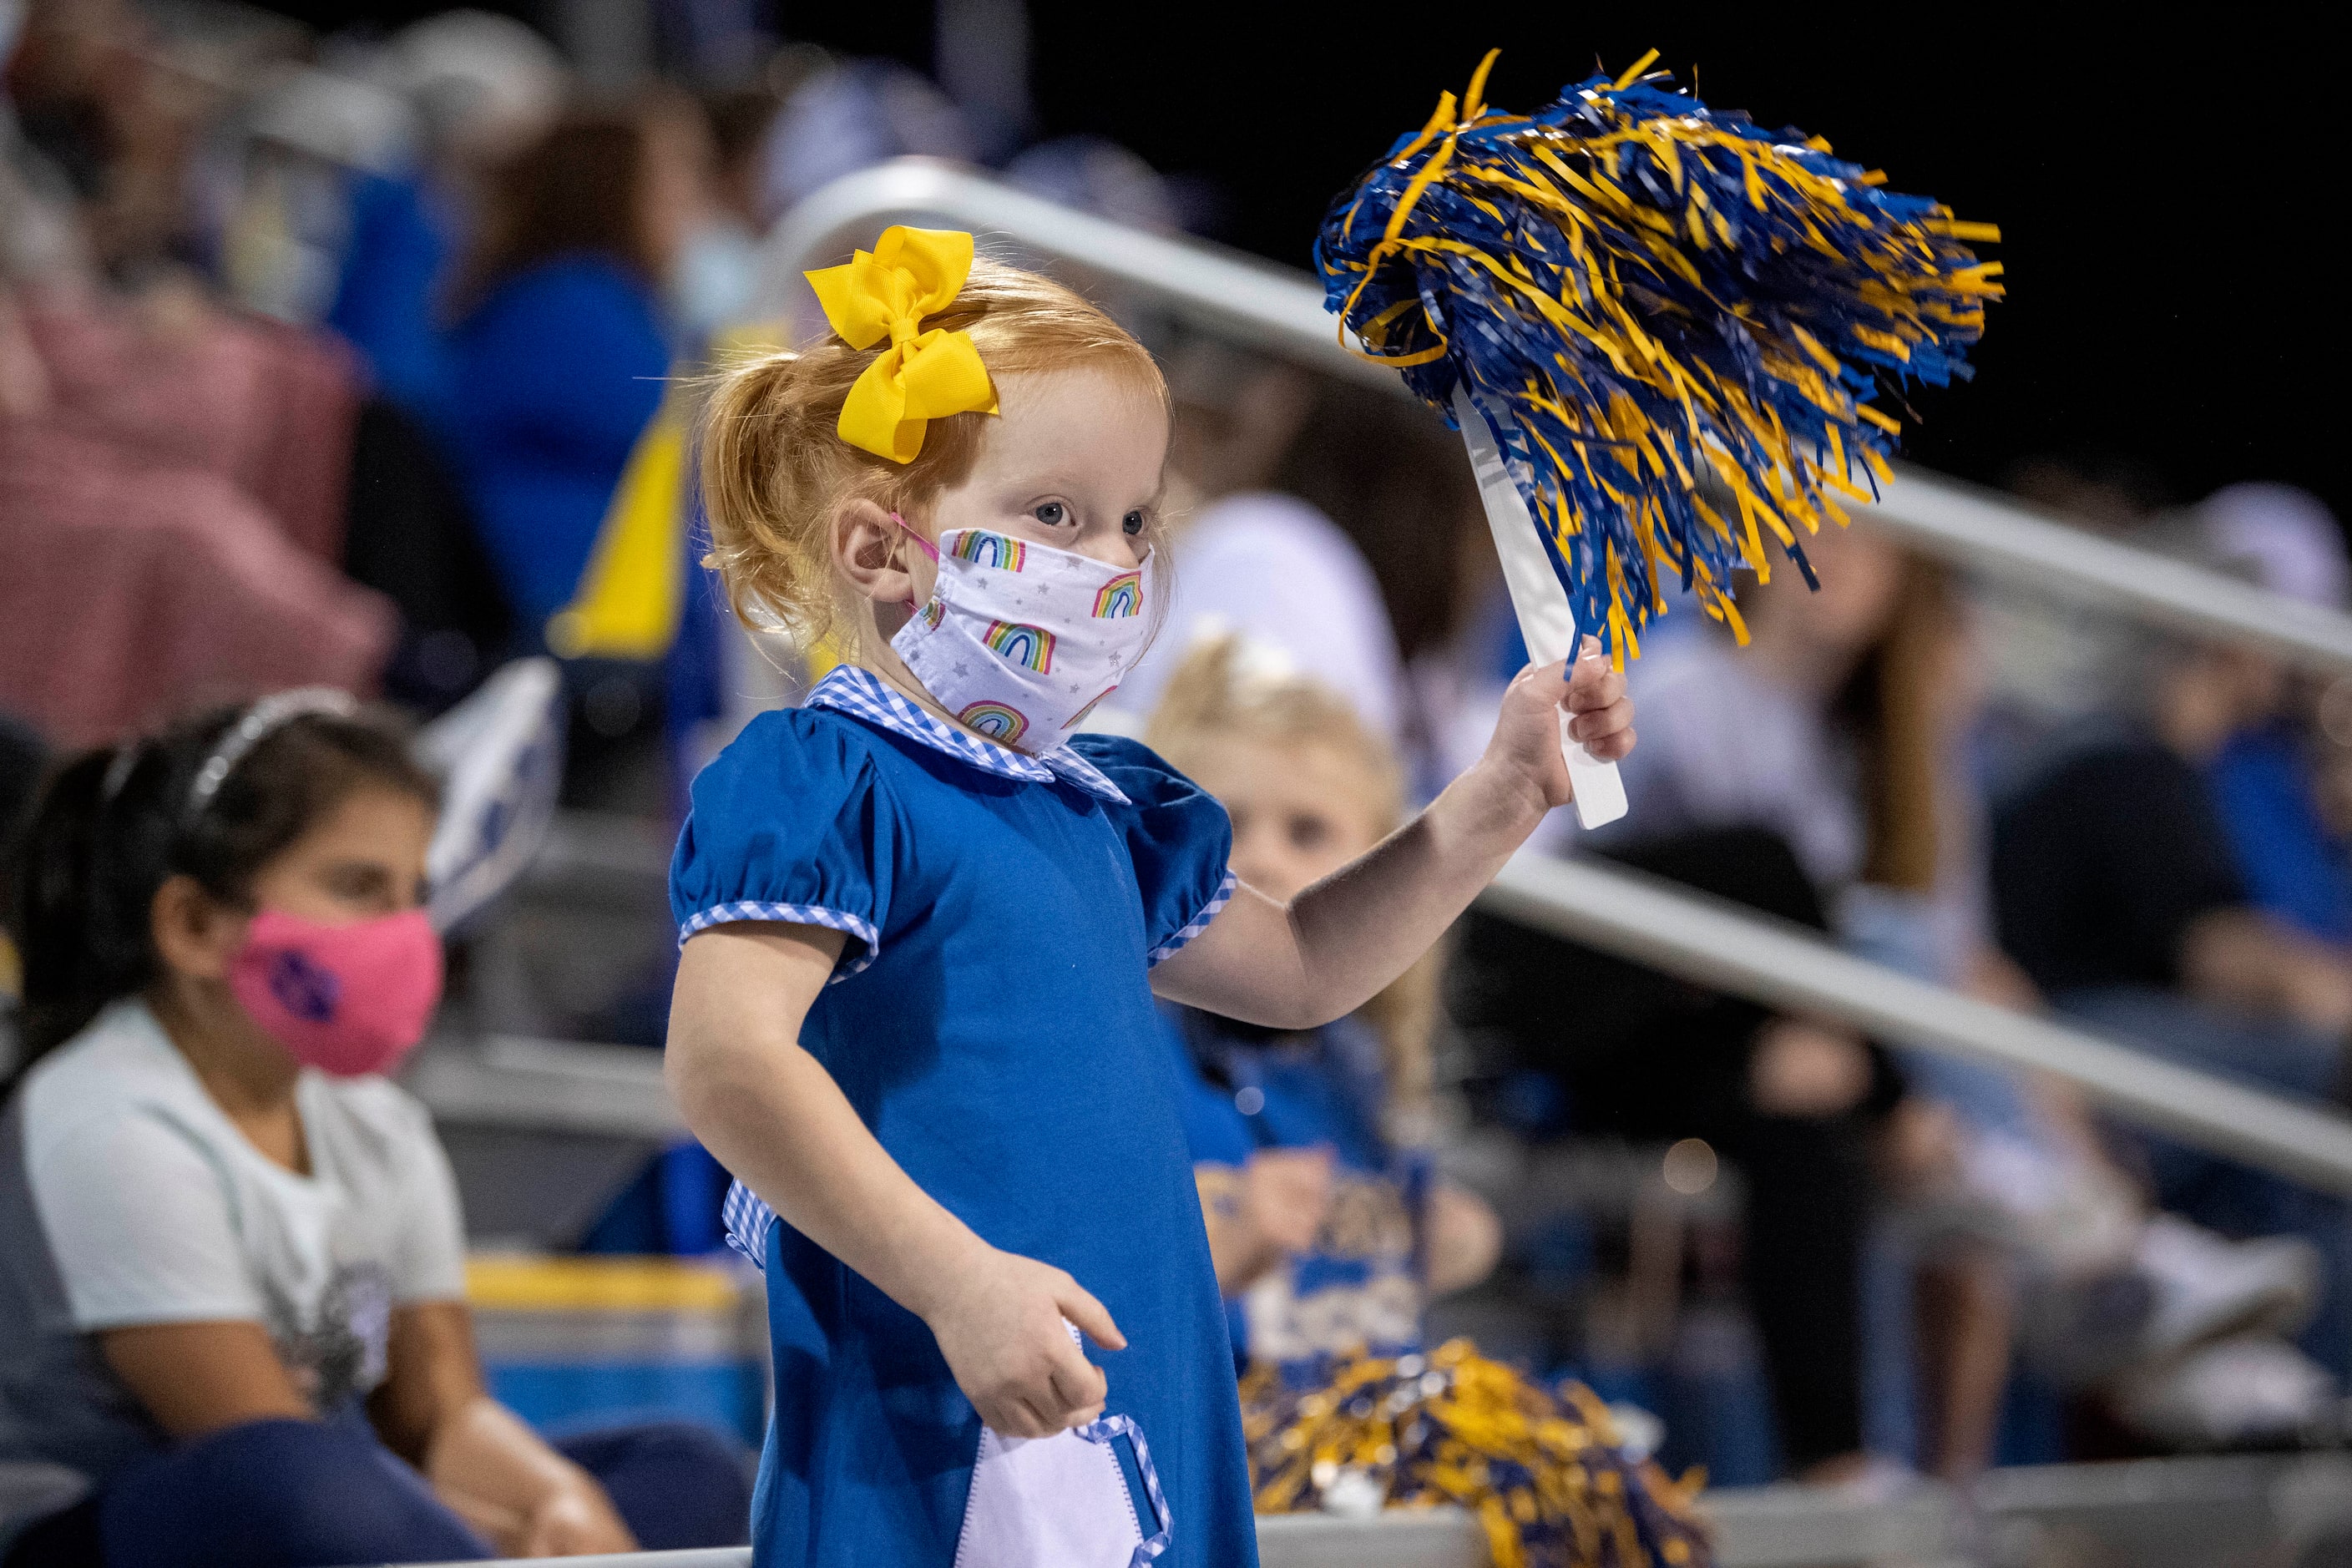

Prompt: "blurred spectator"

[1991,546,2352,1387]
[1146,635,1500,1369]
[1,705,749,1561]
[2198,485,2352,948]
[1454,827,1899,1483]
[756,56,971,220]
[324,10,568,425]
[1991,630,2352,1051]
[1,286,393,748]
[665,83,778,343]
[15,281,360,558]
[4,0,220,280]
[1971,458,2170,782]
[2,48,90,287]
[216,63,413,326]
[442,99,705,635]
[1611,521,2329,1457]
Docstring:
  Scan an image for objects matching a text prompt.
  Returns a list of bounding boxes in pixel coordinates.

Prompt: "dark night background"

[263,1,2352,530]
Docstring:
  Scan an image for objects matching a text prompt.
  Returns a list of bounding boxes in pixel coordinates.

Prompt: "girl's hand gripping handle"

[1452,387,1629,829]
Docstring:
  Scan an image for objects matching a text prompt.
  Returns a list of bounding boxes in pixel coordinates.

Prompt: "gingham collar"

[805,665,1130,806]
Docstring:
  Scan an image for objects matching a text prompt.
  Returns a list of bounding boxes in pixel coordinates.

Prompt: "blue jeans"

[6,1411,750,1567]
[2057,986,2352,1380]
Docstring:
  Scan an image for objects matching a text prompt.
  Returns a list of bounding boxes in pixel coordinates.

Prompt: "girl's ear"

[149,875,245,983]
[833,498,929,609]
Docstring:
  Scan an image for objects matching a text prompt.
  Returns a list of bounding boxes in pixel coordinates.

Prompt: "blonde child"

[666,226,1632,1567]
[1145,635,1501,1368]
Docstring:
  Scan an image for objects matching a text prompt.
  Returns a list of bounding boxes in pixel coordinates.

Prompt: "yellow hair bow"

[805,225,999,463]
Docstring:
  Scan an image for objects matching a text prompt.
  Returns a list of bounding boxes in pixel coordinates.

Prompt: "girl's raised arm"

[666,923,1127,1436]
[1152,645,1632,1028]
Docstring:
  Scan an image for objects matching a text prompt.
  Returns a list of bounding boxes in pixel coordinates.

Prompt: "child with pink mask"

[667,226,1634,1568]
[0,693,749,1567]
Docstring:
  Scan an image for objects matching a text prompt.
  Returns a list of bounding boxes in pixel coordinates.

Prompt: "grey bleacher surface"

[382,1451,2352,1566]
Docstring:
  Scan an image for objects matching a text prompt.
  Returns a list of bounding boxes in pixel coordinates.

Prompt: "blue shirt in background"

[1168,1009,1427,1377]
[2210,726,2352,945]
[445,254,670,630]
[326,170,460,426]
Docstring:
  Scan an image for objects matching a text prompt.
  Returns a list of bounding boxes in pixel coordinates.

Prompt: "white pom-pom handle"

[1452,388,1628,830]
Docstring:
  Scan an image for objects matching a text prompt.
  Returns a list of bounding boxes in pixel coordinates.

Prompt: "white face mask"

[889,522,1154,755]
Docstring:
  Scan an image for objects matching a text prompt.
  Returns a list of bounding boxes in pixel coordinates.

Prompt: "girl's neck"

[147,982,311,1175]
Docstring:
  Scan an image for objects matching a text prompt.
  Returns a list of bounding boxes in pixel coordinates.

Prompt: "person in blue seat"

[442,99,708,636]
[0,695,749,1566]
[1142,635,1501,1375]
[663,227,1634,1568]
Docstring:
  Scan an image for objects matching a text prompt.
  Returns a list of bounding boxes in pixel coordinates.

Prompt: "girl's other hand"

[926,1246,1125,1437]
[1485,636,1635,810]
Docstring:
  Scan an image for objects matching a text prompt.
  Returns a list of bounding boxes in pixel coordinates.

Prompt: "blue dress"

[670,666,1257,1568]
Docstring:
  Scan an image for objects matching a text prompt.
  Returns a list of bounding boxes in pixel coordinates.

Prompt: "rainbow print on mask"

[959,701,1029,746]
[1092,571,1144,620]
[951,531,1027,571]
[916,599,943,631]
[983,620,1055,674]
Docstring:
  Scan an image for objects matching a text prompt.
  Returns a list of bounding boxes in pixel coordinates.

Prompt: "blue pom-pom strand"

[1315,49,2001,659]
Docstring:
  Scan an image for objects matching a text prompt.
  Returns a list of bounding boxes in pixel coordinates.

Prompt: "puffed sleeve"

[1067,735,1235,965]
[670,711,893,979]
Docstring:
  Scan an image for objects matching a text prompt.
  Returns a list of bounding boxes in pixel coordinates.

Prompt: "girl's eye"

[1122,509,1146,537]
[1033,502,1068,527]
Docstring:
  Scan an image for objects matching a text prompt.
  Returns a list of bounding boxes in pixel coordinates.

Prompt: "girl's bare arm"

[1152,646,1632,1029]
[666,924,1125,1436]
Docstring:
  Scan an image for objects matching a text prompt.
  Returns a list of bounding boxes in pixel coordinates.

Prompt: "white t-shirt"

[0,999,465,1485]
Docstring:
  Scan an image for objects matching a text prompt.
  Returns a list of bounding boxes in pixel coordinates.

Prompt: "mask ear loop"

[890,512,939,614]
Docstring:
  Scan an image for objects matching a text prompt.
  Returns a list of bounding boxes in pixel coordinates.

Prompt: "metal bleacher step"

[387,1450,2352,1568]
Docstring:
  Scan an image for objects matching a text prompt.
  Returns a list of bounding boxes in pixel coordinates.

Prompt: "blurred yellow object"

[805,225,998,463]
[464,1253,743,1313]
[1,932,20,1000]
[546,396,690,662]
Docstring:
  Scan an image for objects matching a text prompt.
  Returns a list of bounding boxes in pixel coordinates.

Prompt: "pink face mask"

[228,908,445,1078]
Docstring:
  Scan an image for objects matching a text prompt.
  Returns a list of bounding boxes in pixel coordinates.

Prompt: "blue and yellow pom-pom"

[1243,1340,1712,1568]
[1315,49,2001,657]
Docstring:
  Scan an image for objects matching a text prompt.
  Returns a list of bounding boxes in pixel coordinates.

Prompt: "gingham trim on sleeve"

[676,902,881,980]
[722,1179,776,1270]
[1146,867,1237,967]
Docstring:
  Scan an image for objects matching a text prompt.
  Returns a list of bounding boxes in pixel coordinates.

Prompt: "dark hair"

[3,704,438,1083]
[448,101,678,314]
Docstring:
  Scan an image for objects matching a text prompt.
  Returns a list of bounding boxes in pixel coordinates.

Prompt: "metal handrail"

[1488,854,2352,1196]
[751,161,2352,1192]
[758,159,2352,676]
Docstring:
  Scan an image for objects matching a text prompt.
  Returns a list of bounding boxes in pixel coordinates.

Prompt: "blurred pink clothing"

[0,293,387,748]
[18,296,360,563]
[0,422,392,749]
